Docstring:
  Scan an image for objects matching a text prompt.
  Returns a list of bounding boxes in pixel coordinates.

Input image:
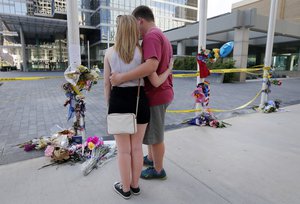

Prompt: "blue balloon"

[219,41,234,58]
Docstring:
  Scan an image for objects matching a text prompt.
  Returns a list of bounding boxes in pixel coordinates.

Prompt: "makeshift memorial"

[34,135,116,172]
[194,42,234,103]
[62,65,101,152]
[81,139,117,176]
[14,65,115,175]
[16,136,51,152]
[197,42,234,67]
[183,111,230,128]
[270,79,282,86]
[196,49,210,78]
[256,67,282,113]
[16,129,116,174]
[253,99,281,113]
[192,81,210,106]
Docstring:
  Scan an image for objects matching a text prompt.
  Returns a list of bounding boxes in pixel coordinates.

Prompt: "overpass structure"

[164,8,300,81]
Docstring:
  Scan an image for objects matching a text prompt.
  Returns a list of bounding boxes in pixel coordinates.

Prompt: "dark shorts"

[108,86,150,124]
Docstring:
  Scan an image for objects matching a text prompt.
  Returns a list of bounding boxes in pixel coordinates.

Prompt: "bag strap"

[135,79,141,116]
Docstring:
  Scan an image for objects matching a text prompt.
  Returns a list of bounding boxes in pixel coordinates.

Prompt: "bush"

[207,59,236,83]
[173,56,236,83]
[173,56,197,70]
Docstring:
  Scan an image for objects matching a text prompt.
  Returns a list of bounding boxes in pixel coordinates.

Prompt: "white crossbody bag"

[107,80,140,135]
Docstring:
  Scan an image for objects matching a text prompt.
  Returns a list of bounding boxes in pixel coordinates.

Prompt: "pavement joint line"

[0,146,4,165]
[165,156,233,204]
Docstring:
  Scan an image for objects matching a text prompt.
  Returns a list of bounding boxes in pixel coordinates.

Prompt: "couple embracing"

[104,5,173,199]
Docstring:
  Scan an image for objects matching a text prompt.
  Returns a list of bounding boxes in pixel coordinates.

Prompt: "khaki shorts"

[143,103,169,145]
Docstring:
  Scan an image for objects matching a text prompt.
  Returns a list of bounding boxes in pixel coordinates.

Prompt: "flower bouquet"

[252,99,281,113]
[15,137,51,152]
[81,136,117,176]
[192,81,210,106]
[183,111,230,128]
[270,79,282,86]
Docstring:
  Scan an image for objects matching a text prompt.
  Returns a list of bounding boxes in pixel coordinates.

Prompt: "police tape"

[172,68,264,78]
[0,76,64,81]
[1,66,267,81]
[166,90,262,113]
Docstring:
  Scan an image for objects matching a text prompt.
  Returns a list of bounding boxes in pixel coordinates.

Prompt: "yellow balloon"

[213,49,220,59]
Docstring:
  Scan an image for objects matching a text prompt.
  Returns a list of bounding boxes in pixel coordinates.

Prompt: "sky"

[207,0,244,18]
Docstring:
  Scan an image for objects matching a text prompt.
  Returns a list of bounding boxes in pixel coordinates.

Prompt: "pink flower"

[45,145,55,157]
[91,136,99,145]
[192,88,205,103]
[98,140,104,146]
[24,144,36,152]
[209,120,219,128]
[278,81,282,86]
[86,137,92,143]
[86,136,104,147]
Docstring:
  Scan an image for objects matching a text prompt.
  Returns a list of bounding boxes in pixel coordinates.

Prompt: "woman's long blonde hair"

[114,15,140,64]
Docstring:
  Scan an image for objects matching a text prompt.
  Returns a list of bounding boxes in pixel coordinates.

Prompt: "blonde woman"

[104,15,172,199]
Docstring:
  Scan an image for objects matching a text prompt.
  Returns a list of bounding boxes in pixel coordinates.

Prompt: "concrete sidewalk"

[0,104,299,204]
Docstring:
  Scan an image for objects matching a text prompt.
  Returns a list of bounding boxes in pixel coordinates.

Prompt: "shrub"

[207,58,236,83]
[173,56,197,70]
[173,56,236,83]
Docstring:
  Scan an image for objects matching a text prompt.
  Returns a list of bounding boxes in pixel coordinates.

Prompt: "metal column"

[20,27,27,72]
[67,0,81,70]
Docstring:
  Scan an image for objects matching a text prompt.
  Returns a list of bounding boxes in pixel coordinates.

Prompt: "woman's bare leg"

[114,134,131,192]
[130,124,147,188]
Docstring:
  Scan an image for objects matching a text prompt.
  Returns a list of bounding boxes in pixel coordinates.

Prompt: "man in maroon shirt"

[110,5,173,180]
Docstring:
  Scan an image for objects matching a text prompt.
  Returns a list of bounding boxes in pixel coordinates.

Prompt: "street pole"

[196,0,208,116]
[107,29,110,49]
[66,0,85,154]
[87,40,90,69]
[197,0,207,84]
[259,0,279,108]
[0,34,2,70]
[66,0,81,70]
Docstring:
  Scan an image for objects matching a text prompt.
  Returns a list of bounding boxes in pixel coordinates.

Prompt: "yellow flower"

[88,142,95,150]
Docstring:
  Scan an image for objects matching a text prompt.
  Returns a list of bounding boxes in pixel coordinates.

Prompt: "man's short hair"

[132,5,155,22]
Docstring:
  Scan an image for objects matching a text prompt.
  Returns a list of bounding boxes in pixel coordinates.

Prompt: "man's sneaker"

[140,167,167,180]
[143,155,153,166]
[113,182,132,199]
[130,186,141,195]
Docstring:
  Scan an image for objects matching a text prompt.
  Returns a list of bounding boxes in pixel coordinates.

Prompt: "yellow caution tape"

[167,90,262,113]
[211,68,262,74]
[245,72,262,76]
[172,68,263,78]
[173,73,199,78]
[251,64,264,68]
[166,109,202,113]
[0,76,64,81]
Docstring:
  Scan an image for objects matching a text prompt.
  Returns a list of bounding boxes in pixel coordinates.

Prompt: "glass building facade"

[0,0,198,71]
[96,0,197,44]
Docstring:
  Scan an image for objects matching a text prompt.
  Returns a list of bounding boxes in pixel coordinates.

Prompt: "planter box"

[207,73,224,83]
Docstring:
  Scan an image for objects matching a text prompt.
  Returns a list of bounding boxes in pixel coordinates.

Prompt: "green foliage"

[207,59,236,83]
[173,56,197,70]
[206,58,235,69]
[173,56,236,83]
[98,61,104,69]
